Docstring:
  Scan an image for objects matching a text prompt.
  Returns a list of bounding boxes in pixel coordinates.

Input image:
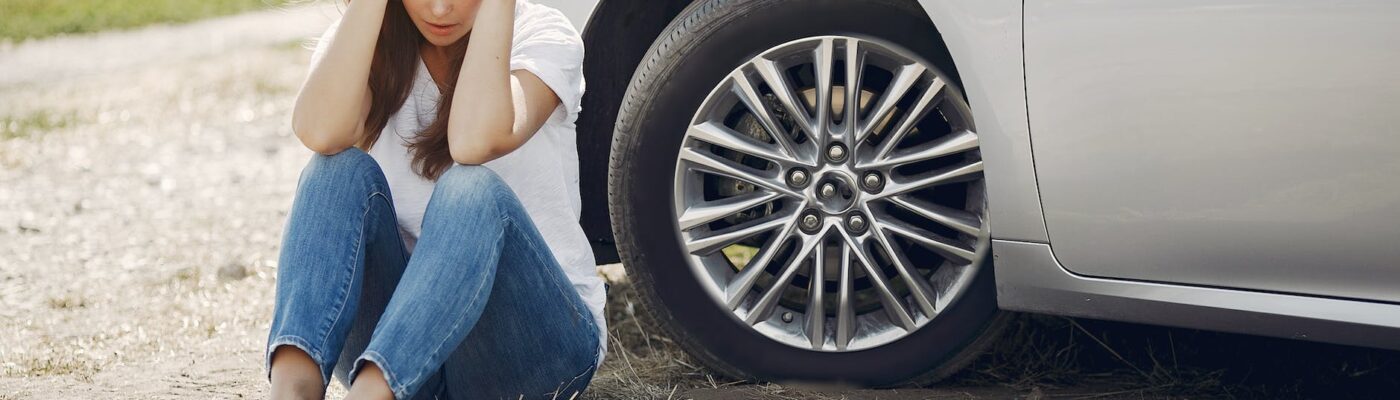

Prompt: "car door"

[1023,0,1400,302]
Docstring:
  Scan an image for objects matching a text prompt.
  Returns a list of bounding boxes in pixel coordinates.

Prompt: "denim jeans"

[264,148,600,400]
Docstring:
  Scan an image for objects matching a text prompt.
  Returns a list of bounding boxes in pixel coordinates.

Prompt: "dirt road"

[1,4,347,398]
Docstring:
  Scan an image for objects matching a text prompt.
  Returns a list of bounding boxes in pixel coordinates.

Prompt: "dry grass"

[945,313,1400,399]
[588,280,711,399]
[590,277,1400,399]
[589,279,918,400]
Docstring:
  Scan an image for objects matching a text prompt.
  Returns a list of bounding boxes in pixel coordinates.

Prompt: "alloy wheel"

[671,36,990,352]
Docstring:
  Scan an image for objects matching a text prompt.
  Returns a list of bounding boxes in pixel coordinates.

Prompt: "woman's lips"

[426,22,458,36]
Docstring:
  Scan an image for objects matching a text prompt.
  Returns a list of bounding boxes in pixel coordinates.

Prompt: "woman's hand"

[445,0,563,165]
[290,0,388,155]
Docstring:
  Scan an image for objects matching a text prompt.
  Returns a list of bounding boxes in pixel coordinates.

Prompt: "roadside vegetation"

[0,0,283,42]
[593,280,1400,399]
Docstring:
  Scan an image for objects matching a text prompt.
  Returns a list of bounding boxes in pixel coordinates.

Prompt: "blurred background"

[1,1,1397,399]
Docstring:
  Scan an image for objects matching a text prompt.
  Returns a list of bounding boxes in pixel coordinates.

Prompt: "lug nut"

[819,183,837,198]
[787,169,809,188]
[826,143,847,162]
[800,212,821,232]
[846,214,867,233]
[781,311,794,323]
[862,171,884,191]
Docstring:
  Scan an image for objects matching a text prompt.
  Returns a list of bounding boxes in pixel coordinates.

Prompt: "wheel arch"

[577,0,697,264]
[910,0,1047,243]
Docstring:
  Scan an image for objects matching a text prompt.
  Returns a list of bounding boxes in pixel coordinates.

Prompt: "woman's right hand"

[290,0,388,155]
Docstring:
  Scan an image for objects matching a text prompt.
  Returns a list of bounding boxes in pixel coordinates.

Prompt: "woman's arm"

[446,0,562,165]
[290,0,385,155]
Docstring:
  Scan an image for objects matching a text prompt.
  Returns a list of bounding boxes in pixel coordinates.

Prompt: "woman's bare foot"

[345,361,394,400]
[269,346,325,400]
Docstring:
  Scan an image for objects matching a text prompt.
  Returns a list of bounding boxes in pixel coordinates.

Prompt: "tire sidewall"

[617,0,1000,386]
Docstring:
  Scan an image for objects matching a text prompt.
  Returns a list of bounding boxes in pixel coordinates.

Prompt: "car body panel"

[994,239,1400,351]
[1024,0,1400,302]
[916,0,1048,243]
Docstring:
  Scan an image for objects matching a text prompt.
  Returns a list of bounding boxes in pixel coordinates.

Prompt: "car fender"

[915,0,1046,243]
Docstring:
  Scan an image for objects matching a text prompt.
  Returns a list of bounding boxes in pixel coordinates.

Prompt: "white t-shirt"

[309,0,606,368]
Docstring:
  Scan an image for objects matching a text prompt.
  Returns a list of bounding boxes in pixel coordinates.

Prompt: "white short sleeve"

[509,1,587,124]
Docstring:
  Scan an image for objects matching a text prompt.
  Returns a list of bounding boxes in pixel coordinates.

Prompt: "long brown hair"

[359,1,470,180]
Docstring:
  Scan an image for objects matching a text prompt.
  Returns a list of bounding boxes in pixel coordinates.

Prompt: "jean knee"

[435,164,508,196]
[437,164,503,188]
[298,147,385,188]
[421,164,510,218]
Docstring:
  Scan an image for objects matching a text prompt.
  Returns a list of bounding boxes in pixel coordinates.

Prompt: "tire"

[607,0,1007,387]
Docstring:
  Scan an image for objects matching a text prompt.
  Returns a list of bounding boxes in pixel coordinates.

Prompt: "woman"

[263,0,605,399]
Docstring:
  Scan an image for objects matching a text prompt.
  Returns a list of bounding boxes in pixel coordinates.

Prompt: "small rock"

[218,261,248,281]
[1027,386,1046,400]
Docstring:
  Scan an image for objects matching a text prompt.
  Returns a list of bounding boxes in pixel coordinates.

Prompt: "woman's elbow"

[291,117,353,155]
[303,137,354,156]
[448,142,496,165]
[293,125,353,155]
[447,121,515,164]
[448,134,514,165]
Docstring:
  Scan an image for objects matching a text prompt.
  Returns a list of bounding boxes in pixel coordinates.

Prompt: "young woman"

[263,0,605,399]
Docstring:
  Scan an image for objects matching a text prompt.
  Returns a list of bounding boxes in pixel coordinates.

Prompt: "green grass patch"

[0,0,282,42]
[721,244,760,269]
[2,110,78,140]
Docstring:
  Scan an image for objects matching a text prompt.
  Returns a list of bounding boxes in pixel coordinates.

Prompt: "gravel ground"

[5,5,1397,400]
[0,4,352,398]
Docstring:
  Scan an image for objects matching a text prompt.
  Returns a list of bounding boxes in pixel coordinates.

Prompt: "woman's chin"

[422,32,468,48]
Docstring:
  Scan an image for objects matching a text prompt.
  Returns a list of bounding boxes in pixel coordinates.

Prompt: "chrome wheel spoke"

[874,159,983,200]
[842,234,916,330]
[678,190,783,231]
[858,63,926,143]
[684,209,793,256]
[879,216,976,263]
[678,147,801,198]
[806,239,827,349]
[813,38,835,134]
[843,39,865,136]
[871,77,946,160]
[724,218,800,309]
[869,222,938,318]
[864,129,977,170]
[751,58,818,143]
[835,243,856,350]
[887,195,983,236]
[729,72,805,160]
[688,121,796,166]
[746,227,826,325]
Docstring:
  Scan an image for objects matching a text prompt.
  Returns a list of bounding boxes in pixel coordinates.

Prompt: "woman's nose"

[430,0,452,17]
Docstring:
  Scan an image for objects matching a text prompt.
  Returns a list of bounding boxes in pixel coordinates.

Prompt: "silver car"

[540,0,1400,386]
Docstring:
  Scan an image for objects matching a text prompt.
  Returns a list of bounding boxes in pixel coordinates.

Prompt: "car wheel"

[608,0,1006,387]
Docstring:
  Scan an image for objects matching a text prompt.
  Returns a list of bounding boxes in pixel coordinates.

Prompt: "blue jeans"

[264,148,600,400]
